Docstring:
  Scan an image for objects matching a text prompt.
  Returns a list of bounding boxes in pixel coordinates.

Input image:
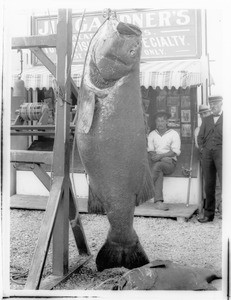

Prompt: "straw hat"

[198,104,211,114]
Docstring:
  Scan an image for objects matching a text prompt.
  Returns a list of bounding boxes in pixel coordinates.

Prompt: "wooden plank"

[39,255,93,290]
[10,194,198,219]
[32,164,51,191]
[11,194,48,210]
[10,150,53,164]
[11,125,75,130]
[52,182,69,276]
[24,176,64,290]
[30,48,56,76]
[52,9,72,277]
[11,125,56,130]
[11,131,56,136]
[12,34,56,49]
[134,202,198,218]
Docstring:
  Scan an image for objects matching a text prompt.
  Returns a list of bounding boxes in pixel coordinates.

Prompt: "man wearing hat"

[194,104,211,148]
[197,95,223,223]
[147,110,181,210]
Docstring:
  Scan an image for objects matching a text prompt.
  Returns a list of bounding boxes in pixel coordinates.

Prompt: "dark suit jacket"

[197,113,223,150]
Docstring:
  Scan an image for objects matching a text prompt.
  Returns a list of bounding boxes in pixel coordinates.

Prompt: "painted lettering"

[142,38,151,48]
[119,14,132,23]
[38,21,49,35]
[74,18,89,32]
[144,48,165,56]
[159,11,171,26]
[178,35,185,45]
[132,13,143,28]
[88,17,101,31]
[146,12,157,27]
[176,10,190,25]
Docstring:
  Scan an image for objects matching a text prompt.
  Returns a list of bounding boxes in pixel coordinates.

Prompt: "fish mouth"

[117,22,142,37]
[87,19,142,88]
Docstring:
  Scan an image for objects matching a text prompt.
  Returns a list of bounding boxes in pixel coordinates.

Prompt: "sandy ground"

[10,209,222,290]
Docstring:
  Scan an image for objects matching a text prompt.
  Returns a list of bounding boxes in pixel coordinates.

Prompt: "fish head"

[90,19,142,85]
[77,19,142,134]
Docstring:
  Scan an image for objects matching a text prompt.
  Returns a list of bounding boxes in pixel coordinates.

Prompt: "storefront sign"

[32,9,202,64]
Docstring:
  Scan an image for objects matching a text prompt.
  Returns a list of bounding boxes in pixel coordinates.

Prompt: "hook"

[102,8,117,20]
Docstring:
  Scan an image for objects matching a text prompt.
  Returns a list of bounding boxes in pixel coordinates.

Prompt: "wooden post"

[16,9,91,290]
[52,9,71,276]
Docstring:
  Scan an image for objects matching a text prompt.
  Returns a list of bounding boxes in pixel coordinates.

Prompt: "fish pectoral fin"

[77,86,96,133]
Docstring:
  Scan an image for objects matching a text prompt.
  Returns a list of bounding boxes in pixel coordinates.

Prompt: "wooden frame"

[11,9,91,290]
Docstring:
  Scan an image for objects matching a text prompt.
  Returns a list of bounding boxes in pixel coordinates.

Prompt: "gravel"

[10,209,222,290]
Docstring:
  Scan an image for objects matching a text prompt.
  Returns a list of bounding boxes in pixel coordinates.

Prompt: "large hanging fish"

[75,15,154,271]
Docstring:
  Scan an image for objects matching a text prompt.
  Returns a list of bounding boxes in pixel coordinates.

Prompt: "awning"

[140,60,204,89]
[12,60,212,90]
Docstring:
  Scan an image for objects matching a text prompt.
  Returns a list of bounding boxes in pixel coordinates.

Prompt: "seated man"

[147,110,181,210]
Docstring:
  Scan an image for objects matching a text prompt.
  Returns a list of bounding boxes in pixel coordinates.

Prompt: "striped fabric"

[12,60,212,90]
[139,60,203,89]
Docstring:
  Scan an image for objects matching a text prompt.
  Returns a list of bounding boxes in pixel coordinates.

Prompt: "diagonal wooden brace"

[25,176,64,290]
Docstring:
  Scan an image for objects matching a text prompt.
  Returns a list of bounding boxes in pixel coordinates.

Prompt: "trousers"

[149,158,176,202]
[201,148,222,218]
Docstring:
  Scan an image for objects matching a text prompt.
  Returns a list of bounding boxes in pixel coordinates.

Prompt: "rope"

[47,9,54,34]
[10,269,28,285]
[65,9,86,89]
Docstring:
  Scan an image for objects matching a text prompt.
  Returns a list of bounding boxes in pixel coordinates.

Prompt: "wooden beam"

[32,164,51,191]
[11,125,75,130]
[39,255,93,290]
[30,48,56,76]
[24,176,64,290]
[52,9,71,277]
[12,34,56,49]
[10,150,53,164]
[10,131,56,136]
[11,125,55,130]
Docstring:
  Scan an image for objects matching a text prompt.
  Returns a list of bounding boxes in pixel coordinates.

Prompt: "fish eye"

[130,50,135,56]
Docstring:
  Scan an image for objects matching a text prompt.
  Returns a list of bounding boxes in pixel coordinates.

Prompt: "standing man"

[194,104,211,148]
[197,95,223,223]
[194,104,211,215]
[147,111,181,210]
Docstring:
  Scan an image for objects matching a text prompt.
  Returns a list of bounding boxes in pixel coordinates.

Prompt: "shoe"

[198,216,214,223]
[154,201,169,211]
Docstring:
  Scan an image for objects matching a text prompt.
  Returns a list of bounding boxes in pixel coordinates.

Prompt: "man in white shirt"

[147,110,181,210]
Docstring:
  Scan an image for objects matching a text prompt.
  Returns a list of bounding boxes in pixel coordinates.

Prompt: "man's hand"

[149,151,162,162]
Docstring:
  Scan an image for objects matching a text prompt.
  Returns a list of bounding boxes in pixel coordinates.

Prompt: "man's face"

[155,116,168,131]
[209,101,222,115]
[200,111,211,119]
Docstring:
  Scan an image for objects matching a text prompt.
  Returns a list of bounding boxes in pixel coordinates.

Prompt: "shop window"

[142,86,198,144]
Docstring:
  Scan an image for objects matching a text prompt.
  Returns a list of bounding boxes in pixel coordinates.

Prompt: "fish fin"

[135,166,154,206]
[88,186,105,214]
[96,239,149,272]
[77,85,95,133]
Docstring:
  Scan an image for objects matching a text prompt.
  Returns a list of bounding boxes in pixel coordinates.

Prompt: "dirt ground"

[10,209,222,291]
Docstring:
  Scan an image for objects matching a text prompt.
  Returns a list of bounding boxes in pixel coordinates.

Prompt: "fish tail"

[96,239,149,272]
